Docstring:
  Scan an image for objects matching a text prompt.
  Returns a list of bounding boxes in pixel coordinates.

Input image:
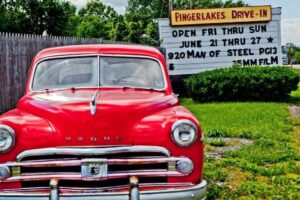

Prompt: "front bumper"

[0,180,207,200]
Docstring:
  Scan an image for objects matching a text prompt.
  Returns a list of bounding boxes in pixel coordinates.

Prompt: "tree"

[76,0,119,39]
[78,0,117,22]
[294,51,300,64]
[125,0,247,45]
[287,43,296,67]
[0,1,8,31]
[63,15,81,37]
[142,21,160,46]
[109,15,128,41]
[76,16,108,39]
[124,21,144,43]
[0,0,77,35]
[41,0,77,35]
[126,0,169,19]
[0,1,28,33]
[173,0,247,9]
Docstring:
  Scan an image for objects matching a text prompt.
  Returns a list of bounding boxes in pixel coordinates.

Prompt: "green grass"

[181,98,300,200]
[205,138,226,147]
[182,99,291,139]
[290,69,300,101]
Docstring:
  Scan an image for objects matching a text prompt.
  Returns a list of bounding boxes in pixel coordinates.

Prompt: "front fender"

[132,105,204,184]
[0,109,54,163]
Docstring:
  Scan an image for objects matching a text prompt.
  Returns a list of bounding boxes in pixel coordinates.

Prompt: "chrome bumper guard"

[0,146,207,199]
[0,180,207,200]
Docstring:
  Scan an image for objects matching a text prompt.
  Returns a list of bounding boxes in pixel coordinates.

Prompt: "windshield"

[32,56,165,91]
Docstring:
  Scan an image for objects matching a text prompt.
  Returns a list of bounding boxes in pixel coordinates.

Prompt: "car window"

[32,57,98,91]
[100,57,165,90]
[32,56,165,91]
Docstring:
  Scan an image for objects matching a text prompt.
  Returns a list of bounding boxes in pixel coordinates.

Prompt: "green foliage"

[182,100,300,199]
[142,22,160,46]
[206,183,226,200]
[124,21,144,43]
[0,0,248,44]
[109,15,127,41]
[76,16,109,39]
[184,66,300,102]
[286,43,297,65]
[126,0,169,19]
[294,51,300,64]
[182,100,291,139]
[78,0,117,21]
[206,129,231,138]
[0,0,76,35]
[236,181,275,198]
[206,138,226,147]
[174,0,247,9]
[204,162,228,182]
[228,140,297,165]
[63,15,81,37]
[124,0,247,45]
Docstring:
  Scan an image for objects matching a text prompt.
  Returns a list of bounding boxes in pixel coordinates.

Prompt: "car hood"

[17,89,178,146]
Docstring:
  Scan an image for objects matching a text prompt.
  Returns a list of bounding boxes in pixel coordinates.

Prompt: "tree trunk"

[169,0,173,17]
[190,0,195,8]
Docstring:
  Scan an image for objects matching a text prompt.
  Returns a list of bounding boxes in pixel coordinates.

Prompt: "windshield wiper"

[43,87,77,93]
[121,86,158,91]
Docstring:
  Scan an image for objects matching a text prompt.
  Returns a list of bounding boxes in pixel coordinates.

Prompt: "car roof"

[34,44,164,61]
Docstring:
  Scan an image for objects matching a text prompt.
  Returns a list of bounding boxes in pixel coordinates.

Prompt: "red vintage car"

[0,45,207,200]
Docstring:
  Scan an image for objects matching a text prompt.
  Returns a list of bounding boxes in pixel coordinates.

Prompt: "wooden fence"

[0,32,123,113]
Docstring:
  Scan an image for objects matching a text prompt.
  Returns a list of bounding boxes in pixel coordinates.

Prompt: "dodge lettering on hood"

[0,45,207,200]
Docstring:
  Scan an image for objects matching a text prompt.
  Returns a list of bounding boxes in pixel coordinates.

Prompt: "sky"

[70,0,300,45]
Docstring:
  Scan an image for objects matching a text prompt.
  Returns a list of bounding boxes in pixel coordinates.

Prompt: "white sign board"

[158,7,282,75]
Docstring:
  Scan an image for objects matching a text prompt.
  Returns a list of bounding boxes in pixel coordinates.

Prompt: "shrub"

[184,66,300,102]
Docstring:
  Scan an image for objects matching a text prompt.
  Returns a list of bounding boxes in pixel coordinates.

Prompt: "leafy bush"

[184,66,300,102]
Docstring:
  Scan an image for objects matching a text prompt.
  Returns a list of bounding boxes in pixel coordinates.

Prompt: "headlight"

[0,125,16,153]
[171,120,198,147]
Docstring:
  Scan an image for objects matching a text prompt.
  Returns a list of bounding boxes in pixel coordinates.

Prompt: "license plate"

[81,159,108,178]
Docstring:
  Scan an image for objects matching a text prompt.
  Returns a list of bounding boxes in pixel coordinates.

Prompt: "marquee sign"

[171,6,272,26]
[158,7,282,75]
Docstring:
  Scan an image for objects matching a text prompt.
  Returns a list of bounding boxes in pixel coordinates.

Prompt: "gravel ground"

[289,105,300,117]
[206,137,253,160]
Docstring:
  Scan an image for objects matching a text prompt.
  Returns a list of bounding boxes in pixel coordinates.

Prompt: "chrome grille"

[0,146,192,191]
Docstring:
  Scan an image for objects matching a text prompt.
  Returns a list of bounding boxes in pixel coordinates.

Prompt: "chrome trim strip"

[16,146,171,161]
[3,157,189,168]
[2,170,183,182]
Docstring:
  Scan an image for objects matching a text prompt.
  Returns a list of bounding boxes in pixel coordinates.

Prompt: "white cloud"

[69,0,128,14]
[102,0,128,14]
[282,19,300,46]
[69,0,90,9]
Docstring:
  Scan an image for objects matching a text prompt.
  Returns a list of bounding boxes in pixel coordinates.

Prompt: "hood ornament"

[90,90,100,116]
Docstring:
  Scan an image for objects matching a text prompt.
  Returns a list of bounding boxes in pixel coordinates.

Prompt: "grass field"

[181,99,300,200]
